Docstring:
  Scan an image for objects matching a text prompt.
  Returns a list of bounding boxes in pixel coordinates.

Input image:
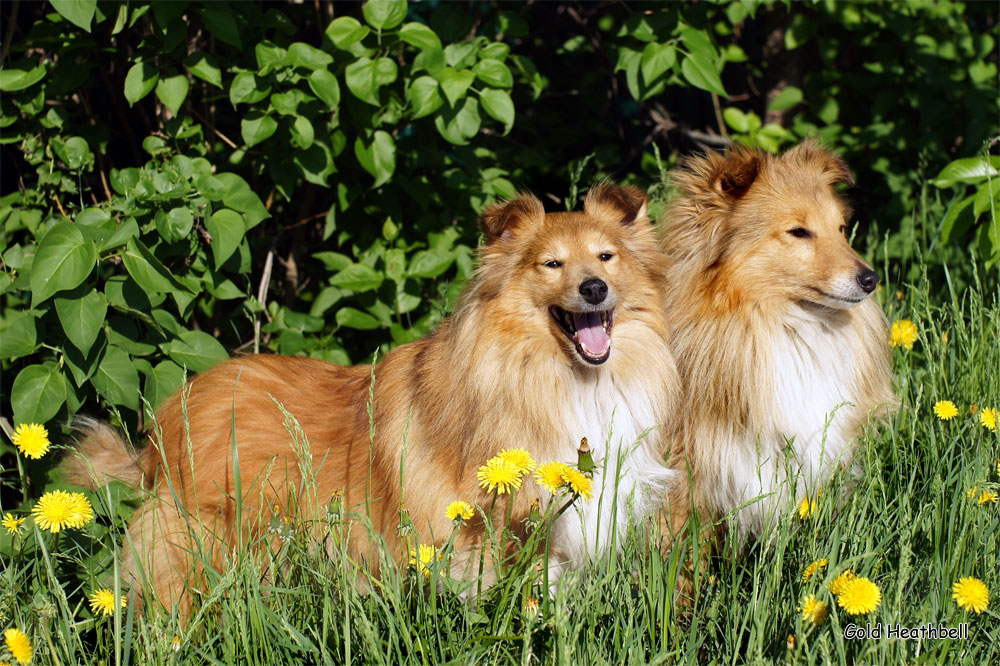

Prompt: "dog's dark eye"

[544,260,562,268]
[787,227,813,239]
[598,252,614,262]
[839,224,847,234]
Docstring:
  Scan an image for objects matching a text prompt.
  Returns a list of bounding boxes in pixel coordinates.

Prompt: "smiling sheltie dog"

[658,141,894,543]
[68,184,680,612]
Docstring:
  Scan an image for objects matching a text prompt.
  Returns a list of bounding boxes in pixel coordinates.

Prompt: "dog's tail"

[63,416,148,490]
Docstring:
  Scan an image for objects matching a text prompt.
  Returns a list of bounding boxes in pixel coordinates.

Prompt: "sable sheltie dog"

[659,141,894,542]
[68,184,680,612]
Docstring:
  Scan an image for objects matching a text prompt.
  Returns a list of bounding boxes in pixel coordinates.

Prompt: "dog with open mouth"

[67,183,681,614]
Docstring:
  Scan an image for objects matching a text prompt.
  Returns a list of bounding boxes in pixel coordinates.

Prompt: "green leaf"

[287,42,334,69]
[201,4,242,48]
[939,195,975,244]
[205,208,247,270]
[291,115,315,150]
[399,22,441,50]
[680,53,727,97]
[0,59,47,92]
[438,67,475,107]
[354,130,396,187]
[413,47,445,77]
[29,221,98,307]
[161,330,229,373]
[0,311,37,359]
[55,288,107,354]
[92,345,140,410]
[308,69,341,108]
[330,263,384,292]
[640,43,676,85]
[147,360,185,410]
[362,0,407,30]
[406,76,443,119]
[325,16,370,49]
[184,51,223,88]
[230,71,270,106]
[336,307,380,330]
[479,88,514,133]
[50,0,97,31]
[155,74,189,116]
[434,96,480,145]
[723,107,750,133]
[768,86,803,112]
[167,207,195,238]
[931,157,1000,188]
[345,57,398,106]
[124,63,158,105]
[973,179,1000,219]
[680,26,718,63]
[241,112,278,147]
[12,364,67,424]
[60,136,91,169]
[121,238,189,295]
[473,59,513,89]
[408,249,454,278]
[217,173,270,227]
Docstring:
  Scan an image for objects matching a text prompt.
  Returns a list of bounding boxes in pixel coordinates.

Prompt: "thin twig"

[711,93,729,140]
[254,249,274,354]
[189,108,240,150]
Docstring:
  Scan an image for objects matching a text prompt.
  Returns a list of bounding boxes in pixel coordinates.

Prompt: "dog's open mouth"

[549,306,614,365]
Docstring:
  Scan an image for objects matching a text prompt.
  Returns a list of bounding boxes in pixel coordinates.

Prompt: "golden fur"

[658,141,895,542]
[67,184,681,613]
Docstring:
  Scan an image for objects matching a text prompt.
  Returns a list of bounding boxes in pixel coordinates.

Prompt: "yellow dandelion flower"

[797,496,818,519]
[890,320,918,350]
[798,594,828,625]
[445,500,474,522]
[12,423,51,460]
[836,576,881,615]
[980,407,998,432]
[477,457,522,495]
[88,589,127,617]
[31,490,94,533]
[562,468,594,500]
[828,569,856,595]
[496,448,536,475]
[409,544,440,579]
[952,577,989,614]
[977,490,998,505]
[2,513,25,535]
[933,400,958,421]
[535,462,573,494]
[3,628,32,665]
[802,558,829,583]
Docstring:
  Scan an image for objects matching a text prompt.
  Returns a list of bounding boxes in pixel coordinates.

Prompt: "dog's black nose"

[579,278,608,304]
[856,269,879,293]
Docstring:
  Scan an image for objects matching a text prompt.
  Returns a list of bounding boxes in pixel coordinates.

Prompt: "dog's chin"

[549,305,613,365]
[803,286,870,310]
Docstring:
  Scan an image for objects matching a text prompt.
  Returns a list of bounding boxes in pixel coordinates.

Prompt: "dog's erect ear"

[786,139,855,187]
[479,193,545,241]
[584,184,649,226]
[714,148,761,200]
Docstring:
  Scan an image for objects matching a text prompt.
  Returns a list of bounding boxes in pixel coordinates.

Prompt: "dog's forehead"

[752,173,848,225]
[534,213,618,253]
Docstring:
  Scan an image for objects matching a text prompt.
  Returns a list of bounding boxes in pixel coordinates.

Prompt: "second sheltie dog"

[660,141,895,542]
[68,184,680,612]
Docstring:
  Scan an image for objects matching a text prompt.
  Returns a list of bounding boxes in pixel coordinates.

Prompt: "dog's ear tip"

[479,193,544,240]
[586,183,650,226]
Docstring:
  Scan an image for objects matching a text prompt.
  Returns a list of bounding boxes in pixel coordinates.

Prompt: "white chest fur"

[720,307,861,538]
[547,369,675,570]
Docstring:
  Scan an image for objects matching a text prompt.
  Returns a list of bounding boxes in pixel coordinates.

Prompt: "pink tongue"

[573,311,610,356]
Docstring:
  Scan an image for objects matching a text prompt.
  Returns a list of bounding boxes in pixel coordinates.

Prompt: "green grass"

[3,199,999,666]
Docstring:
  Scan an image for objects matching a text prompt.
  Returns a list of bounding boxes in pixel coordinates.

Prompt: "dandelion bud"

[786,634,795,651]
[524,596,540,619]
[398,503,414,536]
[576,437,595,475]
[328,489,343,521]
